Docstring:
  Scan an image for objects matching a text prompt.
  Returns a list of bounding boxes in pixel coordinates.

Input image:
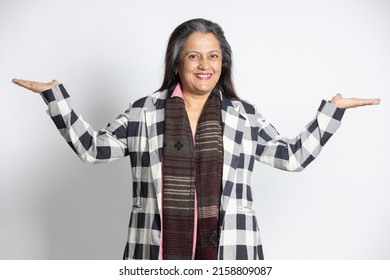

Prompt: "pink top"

[159,83,198,260]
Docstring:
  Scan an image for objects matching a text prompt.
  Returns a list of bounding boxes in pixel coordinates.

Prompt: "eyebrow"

[184,50,222,55]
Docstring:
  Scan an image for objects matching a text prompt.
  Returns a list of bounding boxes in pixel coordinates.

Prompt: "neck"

[182,91,210,110]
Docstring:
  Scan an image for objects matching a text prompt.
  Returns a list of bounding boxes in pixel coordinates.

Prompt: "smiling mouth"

[195,73,212,80]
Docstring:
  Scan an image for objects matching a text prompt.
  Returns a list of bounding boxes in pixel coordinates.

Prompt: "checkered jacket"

[42,84,345,260]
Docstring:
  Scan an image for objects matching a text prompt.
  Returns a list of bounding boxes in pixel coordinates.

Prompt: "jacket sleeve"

[255,100,345,171]
[41,84,130,163]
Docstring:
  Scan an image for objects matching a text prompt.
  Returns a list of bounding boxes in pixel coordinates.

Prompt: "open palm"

[12,79,58,93]
[331,93,381,109]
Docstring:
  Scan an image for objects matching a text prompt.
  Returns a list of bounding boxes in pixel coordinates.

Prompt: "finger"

[357,98,381,106]
[12,78,59,93]
[349,97,381,108]
[330,93,343,107]
[50,79,59,87]
[12,79,36,90]
[12,78,25,86]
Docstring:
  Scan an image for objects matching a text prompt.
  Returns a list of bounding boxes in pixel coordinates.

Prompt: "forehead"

[182,32,221,52]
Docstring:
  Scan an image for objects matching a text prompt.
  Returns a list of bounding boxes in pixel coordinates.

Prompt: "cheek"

[214,68,222,81]
[213,62,222,74]
[180,63,195,76]
[179,70,194,87]
[178,64,191,80]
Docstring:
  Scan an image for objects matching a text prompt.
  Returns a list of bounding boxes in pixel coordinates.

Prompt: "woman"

[12,18,380,260]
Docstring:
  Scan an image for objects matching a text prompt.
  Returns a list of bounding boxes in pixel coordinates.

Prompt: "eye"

[209,53,220,60]
[188,53,199,60]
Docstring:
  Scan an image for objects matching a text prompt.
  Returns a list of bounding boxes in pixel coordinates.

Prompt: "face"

[177,32,222,97]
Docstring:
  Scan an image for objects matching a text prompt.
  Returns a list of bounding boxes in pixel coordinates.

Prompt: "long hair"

[156,18,239,100]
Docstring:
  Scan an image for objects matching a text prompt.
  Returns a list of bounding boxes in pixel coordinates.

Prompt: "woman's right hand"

[12,79,59,94]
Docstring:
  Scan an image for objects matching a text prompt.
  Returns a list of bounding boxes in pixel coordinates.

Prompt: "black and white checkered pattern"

[42,84,345,260]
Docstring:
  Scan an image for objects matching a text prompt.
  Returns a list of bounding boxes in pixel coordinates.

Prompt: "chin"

[195,84,216,93]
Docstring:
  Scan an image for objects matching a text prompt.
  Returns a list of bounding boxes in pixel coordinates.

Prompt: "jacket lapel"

[144,91,167,213]
[220,94,247,203]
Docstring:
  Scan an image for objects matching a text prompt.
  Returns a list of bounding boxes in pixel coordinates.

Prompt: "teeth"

[196,74,211,78]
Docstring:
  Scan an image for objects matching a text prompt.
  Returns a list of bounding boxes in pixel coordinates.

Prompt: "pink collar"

[171,83,184,99]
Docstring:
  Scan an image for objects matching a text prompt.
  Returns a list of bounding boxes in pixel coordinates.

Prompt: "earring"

[174,70,178,75]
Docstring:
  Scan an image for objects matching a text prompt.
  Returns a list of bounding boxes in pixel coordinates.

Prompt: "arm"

[255,93,380,171]
[13,79,129,163]
[255,100,345,171]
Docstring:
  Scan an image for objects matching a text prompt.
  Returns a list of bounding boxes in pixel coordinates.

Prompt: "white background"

[0,0,389,259]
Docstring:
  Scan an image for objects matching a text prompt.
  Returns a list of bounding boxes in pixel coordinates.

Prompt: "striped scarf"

[162,91,223,260]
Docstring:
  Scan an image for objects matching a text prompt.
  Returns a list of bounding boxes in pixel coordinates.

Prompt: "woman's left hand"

[331,93,381,109]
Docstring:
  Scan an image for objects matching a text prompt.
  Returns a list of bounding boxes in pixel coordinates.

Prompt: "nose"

[198,57,210,70]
